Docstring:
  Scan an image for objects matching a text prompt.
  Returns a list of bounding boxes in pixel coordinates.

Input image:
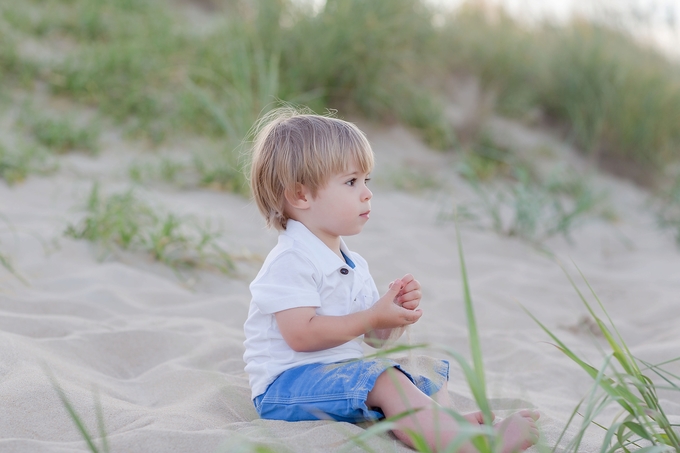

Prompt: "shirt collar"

[283,220,354,275]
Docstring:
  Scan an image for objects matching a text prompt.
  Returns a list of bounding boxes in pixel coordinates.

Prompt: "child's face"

[304,161,372,246]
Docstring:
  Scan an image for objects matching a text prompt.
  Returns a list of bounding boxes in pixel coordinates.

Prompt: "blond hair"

[249,108,374,230]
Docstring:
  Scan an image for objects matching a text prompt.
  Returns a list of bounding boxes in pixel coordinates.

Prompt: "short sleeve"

[250,251,321,314]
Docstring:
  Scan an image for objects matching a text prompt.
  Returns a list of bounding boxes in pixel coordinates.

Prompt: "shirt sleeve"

[249,250,322,314]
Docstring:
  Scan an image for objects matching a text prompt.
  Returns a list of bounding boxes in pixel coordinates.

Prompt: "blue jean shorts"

[253,356,449,423]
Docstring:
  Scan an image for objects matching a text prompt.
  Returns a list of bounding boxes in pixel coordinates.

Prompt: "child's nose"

[362,187,372,201]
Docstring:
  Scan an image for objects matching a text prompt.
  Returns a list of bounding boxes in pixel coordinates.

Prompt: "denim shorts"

[253,356,449,423]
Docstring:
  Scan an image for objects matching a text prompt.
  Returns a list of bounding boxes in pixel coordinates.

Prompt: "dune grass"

[440,5,680,177]
[655,177,680,246]
[45,368,110,453]
[0,242,27,284]
[1,0,452,151]
[525,265,680,453]
[128,147,248,194]
[2,0,679,187]
[0,226,28,285]
[19,106,100,154]
[0,140,56,185]
[274,0,456,150]
[64,184,235,276]
[451,137,606,246]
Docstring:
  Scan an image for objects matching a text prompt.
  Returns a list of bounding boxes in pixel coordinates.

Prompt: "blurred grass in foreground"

[2,0,677,186]
[525,265,680,453]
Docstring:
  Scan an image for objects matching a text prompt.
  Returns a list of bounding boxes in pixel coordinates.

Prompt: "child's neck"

[315,232,342,259]
[295,219,343,259]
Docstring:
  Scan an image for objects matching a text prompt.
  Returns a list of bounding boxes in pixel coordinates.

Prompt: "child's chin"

[344,226,365,236]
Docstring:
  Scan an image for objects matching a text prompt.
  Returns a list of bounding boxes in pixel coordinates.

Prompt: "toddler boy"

[243,108,539,452]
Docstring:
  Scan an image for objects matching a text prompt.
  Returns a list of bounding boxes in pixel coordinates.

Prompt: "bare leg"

[430,382,452,406]
[366,369,539,453]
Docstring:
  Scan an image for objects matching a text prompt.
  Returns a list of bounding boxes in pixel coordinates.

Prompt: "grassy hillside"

[1,0,679,187]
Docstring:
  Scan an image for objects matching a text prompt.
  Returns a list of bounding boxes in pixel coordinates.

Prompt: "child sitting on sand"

[242,108,539,452]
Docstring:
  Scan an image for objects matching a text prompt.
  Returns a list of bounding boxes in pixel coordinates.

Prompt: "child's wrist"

[365,306,378,331]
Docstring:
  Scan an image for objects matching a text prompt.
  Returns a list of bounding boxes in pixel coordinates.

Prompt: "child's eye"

[364,177,371,184]
[345,178,357,186]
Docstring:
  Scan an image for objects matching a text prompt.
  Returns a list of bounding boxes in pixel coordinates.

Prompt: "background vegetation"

[0,0,678,188]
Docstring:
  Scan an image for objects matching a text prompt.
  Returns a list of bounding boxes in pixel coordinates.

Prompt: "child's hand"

[368,278,422,330]
[390,274,421,310]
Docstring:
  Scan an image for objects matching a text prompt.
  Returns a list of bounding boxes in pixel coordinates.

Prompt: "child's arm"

[365,274,421,348]
[275,278,422,353]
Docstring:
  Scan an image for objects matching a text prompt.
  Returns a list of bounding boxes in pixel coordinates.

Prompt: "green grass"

[64,184,235,276]
[453,139,606,245]
[441,5,680,175]
[45,367,110,453]
[0,140,56,185]
[128,148,248,194]
[1,0,454,151]
[0,20,38,90]
[275,0,455,149]
[128,157,188,187]
[378,163,443,193]
[3,0,679,185]
[655,176,680,246]
[19,106,100,154]
[0,216,29,284]
[524,264,680,453]
[0,243,27,284]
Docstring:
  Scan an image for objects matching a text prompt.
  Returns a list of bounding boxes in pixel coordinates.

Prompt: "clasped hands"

[368,274,423,330]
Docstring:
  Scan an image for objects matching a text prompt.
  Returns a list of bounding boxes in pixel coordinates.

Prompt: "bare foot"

[464,410,495,425]
[495,410,540,453]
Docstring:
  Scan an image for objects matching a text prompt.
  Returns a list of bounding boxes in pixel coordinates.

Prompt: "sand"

[1,118,679,453]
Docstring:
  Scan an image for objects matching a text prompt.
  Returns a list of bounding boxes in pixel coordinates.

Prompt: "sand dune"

[1,120,678,452]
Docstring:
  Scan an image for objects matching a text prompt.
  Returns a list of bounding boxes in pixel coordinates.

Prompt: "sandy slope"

[0,119,678,452]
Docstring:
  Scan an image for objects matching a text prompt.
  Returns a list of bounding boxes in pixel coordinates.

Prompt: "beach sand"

[1,118,679,452]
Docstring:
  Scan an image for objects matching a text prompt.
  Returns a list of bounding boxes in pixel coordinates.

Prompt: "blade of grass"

[454,224,493,426]
[43,367,103,453]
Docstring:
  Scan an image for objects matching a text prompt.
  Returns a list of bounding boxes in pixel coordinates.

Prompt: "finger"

[401,300,419,310]
[398,290,421,303]
[386,278,403,297]
[404,308,422,323]
[400,274,414,285]
[399,281,421,297]
[397,296,421,310]
[399,308,423,325]
[402,277,419,289]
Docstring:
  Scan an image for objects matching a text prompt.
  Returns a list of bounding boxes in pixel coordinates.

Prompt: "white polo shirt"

[243,220,380,399]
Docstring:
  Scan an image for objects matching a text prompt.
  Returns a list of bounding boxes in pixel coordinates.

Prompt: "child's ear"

[284,183,311,210]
